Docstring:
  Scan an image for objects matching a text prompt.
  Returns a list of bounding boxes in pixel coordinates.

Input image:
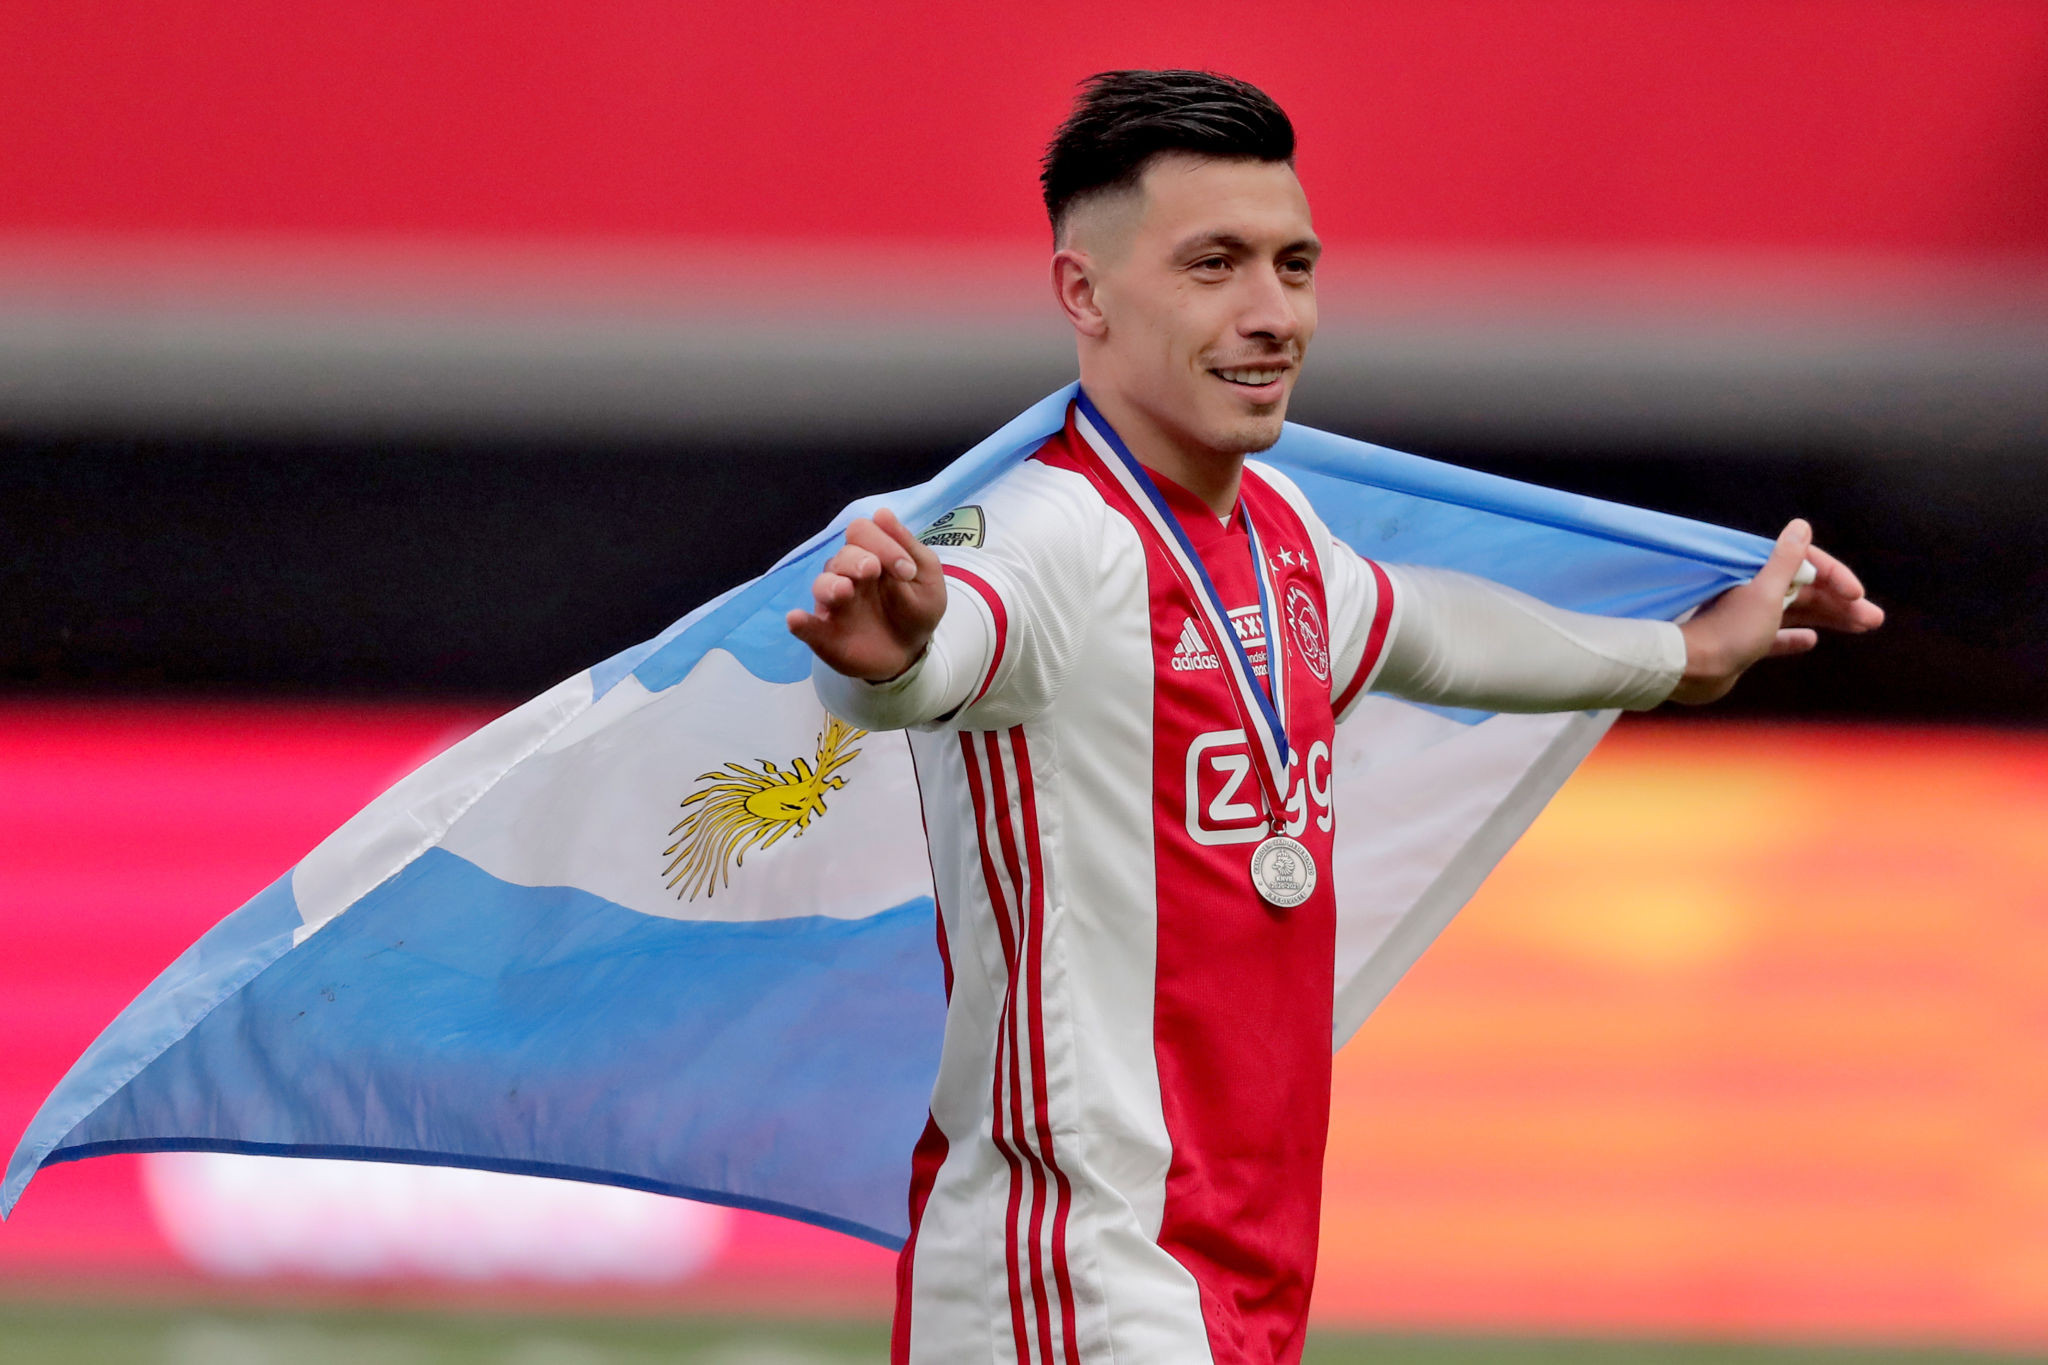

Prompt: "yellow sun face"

[661,716,866,901]
[744,784,827,823]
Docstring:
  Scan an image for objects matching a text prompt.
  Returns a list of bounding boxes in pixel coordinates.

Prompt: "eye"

[1281,257,1315,279]
[1192,255,1231,274]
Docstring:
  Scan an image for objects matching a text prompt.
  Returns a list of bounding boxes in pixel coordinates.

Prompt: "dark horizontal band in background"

[5,421,2039,722]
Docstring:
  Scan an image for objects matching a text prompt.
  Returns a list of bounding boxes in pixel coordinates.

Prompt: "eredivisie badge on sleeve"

[1249,834,1316,908]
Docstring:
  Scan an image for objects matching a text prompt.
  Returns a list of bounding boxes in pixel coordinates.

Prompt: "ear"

[1051,249,1109,339]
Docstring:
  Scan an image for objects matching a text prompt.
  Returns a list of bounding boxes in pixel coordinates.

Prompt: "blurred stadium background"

[4,3,2046,1361]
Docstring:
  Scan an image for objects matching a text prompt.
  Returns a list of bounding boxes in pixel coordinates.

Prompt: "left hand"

[1671,519,1885,705]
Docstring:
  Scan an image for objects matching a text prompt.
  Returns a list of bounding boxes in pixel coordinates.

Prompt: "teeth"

[1218,368,1283,385]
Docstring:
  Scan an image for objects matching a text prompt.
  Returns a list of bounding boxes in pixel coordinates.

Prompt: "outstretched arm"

[1367,519,1882,714]
[793,479,1102,733]
[1371,568,1687,713]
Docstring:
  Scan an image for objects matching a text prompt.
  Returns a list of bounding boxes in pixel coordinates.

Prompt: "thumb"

[1753,518,1812,606]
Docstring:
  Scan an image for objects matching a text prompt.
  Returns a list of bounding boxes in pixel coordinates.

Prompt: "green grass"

[0,1300,2038,1365]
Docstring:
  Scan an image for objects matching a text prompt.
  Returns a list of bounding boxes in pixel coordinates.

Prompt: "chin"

[1210,411,1287,457]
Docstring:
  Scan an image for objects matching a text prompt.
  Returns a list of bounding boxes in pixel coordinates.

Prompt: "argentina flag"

[3,384,1778,1247]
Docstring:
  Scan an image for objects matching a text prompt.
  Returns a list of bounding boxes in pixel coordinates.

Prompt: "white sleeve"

[1371,564,1686,713]
[809,464,1101,732]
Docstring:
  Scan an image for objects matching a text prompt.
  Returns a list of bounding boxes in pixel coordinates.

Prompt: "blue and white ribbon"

[1073,390,1294,813]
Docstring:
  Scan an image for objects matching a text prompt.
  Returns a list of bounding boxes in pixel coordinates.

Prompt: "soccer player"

[786,71,1881,1365]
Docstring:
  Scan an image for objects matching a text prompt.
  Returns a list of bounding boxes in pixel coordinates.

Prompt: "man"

[787,72,1881,1365]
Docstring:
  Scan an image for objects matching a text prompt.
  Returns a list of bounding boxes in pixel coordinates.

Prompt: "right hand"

[786,507,948,681]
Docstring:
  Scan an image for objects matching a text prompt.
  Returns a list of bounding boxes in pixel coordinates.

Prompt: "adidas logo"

[1170,617,1221,671]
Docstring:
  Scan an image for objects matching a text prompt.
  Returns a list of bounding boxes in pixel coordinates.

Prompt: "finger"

[1784,586,1886,632]
[874,507,942,578]
[1766,627,1818,658]
[787,606,845,648]
[846,517,917,582]
[1754,519,1813,604]
[811,570,855,611]
[825,544,882,582]
[1804,543,1866,603]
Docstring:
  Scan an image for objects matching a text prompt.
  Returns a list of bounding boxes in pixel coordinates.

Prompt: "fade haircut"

[1041,70,1296,244]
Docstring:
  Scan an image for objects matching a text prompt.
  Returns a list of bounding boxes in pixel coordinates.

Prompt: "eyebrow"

[1172,230,1323,261]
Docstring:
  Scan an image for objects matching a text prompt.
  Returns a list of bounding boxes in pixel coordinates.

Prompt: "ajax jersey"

[890,399,1395,1365]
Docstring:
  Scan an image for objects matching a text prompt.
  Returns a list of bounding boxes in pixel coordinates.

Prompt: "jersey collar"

[1067,396,1246,550]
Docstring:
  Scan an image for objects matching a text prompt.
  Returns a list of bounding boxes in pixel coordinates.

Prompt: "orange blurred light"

[1317,720,2048,1347]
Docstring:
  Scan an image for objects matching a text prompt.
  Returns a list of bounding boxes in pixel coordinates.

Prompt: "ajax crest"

[1284,584,1330,683]
[662,715,866,900]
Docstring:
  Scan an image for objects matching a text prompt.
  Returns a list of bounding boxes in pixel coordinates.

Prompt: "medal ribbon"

[1074,392,1294,818]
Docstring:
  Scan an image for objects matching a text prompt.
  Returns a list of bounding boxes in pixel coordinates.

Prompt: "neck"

[1080,384,1243,517]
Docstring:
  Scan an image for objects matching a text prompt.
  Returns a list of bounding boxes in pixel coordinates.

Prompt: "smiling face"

[1057,153,1320,468]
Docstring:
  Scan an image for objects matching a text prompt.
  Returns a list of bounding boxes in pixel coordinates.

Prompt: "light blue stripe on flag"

[9,850,944,1245]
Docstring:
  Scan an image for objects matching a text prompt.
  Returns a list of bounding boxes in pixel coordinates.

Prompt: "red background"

[4,1,2045,252]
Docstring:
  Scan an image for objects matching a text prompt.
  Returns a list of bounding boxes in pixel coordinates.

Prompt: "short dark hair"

[1040,70,1296,242]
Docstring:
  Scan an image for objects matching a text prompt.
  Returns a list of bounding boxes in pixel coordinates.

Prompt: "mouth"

[1208,364,1292,403]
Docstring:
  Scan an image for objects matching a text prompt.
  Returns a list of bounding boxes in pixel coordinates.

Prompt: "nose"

[1237,264,1305,346]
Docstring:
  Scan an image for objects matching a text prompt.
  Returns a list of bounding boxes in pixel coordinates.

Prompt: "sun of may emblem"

[661,715,867,901]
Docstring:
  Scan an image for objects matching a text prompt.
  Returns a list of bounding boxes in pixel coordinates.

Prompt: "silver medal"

[1249,834,1317,908]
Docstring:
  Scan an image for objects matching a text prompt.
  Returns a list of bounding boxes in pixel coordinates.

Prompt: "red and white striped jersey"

[885,398,1396,1365]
